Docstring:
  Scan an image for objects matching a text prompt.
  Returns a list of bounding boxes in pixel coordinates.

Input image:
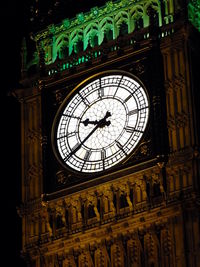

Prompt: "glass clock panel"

[53,72,149,174]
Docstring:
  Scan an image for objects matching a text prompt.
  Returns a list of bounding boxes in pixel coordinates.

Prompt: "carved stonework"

[173,74,185,91]
[70,198,82,224]
[101,186,116,214]
[41,200,53,237]
[55,201,67,227]
[127,232,143,266]
[25,163,42,186]
[56,170,72,185]
[27,129,42,144]
[144,232,159,267]
[87,193,100,221]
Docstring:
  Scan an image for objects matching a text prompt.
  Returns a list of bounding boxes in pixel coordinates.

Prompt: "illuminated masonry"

[15,0,200,266]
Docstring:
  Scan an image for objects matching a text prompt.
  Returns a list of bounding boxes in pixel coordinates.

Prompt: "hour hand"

[81,118,98,126]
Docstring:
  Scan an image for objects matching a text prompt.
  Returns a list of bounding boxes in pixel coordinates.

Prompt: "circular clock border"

[51,70,150,176]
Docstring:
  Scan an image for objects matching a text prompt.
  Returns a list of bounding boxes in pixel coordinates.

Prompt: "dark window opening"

[119,22,128,36]
[60,46,69,59]
[92,35,98,47]
[56,215,64,229]
[153,183,161,197]
[75,40,83,53]
[88,205,96,218]
[135,18,143,30]
[120,194,129,208]
[103,29,113,43]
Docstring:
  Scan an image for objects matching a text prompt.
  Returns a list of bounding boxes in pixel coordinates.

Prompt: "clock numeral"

[128,109,138,116]
[128,106,148,116]
[72,143,80,151]
[116,141,123,149]
[98,87,104,98]
[64,142,81,161]
[124,94,132,102]
[113,75,124,97]
[125,126,144,133]
[68,132,77,138]
[84,150,92,161]
[125,126,135,133]
[81,150,92,171]
[116,141,127,155]
[58,132,77,140]
[101,149,106,170]
[62,114,80,120]
[101,149,106,160]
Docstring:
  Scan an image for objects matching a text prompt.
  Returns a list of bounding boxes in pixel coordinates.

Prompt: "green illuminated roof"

[23,0,199,78]
[188,0,200,31]
[34,0,164,65]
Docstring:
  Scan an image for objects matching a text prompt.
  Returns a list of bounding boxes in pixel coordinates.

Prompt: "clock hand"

[65,112,111,160]
[81,118,98,126]
[81,111,111,126]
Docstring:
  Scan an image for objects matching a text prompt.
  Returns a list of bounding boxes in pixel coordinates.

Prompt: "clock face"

[52,71,149,174]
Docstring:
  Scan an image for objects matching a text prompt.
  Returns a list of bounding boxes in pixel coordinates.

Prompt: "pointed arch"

[99,17,114,43]
[144,0,161,27]
[69,29,84,55]
[55,34,69,59]
[114,11,129,37]
[130,5,145,31]
[84,22,99,49]
[114,10,129,26]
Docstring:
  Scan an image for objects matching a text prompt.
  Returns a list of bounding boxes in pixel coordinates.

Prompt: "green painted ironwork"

[33,0,163,67]
[188,0,200,31]
[23,0,199,77]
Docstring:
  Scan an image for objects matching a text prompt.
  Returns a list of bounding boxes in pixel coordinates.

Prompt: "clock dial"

[53,72,149,173]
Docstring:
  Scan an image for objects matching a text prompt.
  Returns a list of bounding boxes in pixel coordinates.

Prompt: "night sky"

[2,1,26,265]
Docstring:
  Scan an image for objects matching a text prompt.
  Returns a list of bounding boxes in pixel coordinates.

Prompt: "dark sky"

[2,1,26,265]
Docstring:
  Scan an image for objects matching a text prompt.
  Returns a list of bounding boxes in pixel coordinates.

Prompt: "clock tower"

[13,0,200,266]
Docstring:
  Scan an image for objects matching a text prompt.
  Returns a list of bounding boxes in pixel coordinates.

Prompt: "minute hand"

[66,112,111,160]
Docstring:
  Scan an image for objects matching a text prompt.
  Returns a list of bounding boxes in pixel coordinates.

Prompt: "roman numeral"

[116,141,127,155]
[101,149,106,170]
[57,132,77,140]
[128,109,138,116]
[124,94,132,102]
[64,142,81,161]
[113,75,124,97]
[98,85,104,98]
[62,114,80,120]
[72,142,80,151]
[101,149,106,160]
[125,126,135,133]
[128,106,148,116]
[125,126,144,133]
[100,88,104,97]
[84,150,92,161]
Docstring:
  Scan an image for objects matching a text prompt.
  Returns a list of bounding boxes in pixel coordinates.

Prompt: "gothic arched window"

[74,40,83,53]
[135,17,144,30]
[103,29,113,42]
[119,22,128,36]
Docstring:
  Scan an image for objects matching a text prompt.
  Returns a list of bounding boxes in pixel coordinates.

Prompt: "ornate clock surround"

[42,46,168,195]
[51,70,150,175]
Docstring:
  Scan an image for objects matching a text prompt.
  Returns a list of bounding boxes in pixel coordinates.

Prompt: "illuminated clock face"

[52,72,149,174]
